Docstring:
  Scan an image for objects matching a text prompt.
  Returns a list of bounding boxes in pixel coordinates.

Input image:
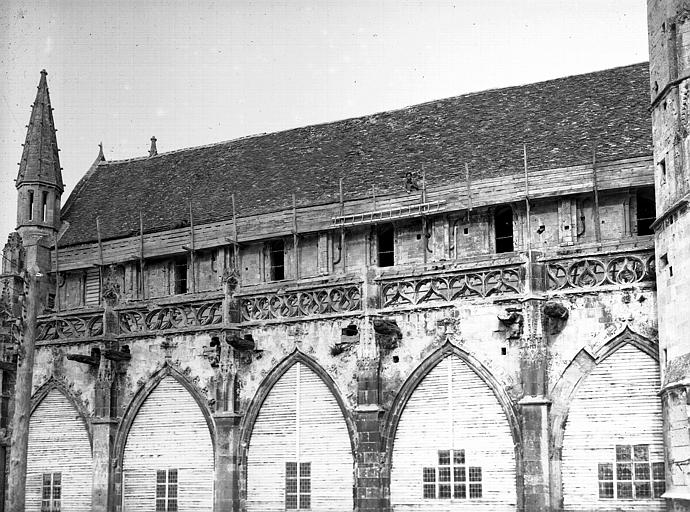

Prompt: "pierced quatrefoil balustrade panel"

[544,250,655,291]
[238,282,362,321]
[37,311,104,341]
[378,264,524,308]
[118,299,224,334]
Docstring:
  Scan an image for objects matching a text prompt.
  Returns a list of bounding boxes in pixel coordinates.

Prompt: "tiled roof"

[59,62,652,247]
[18,70,64,191]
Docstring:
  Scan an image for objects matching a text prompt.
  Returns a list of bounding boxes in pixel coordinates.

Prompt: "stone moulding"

[36,309,104,342]
[377,262,524,308]
[542,248,655,291]
[237,280,363,322]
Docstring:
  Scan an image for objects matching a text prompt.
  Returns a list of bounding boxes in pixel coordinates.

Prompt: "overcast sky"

[0,1,649,242]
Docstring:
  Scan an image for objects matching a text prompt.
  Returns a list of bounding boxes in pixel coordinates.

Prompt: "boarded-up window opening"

[269,240,285,281]
[285,461,311,509]
[156,469,178,511]
[28,190,34,221]
[422,449,482,500]
[636,188,656,236]
[494,206,514,253]
[41,472,61,512]
[598,445,665,500]
[173,256,188,294]
[377,223,395,267]
[84,267,101,306]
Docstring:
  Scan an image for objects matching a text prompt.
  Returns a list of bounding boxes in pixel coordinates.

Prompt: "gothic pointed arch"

[240,349,356,511]
[383,341,522,465]
[114,362,216,464]
[384,341,522,510]
[27,378,93,511]
[115,363,216,511]
[550,326,663,510]
[31,377,92,448]
[550,326,659,460]
[238,348,357,463]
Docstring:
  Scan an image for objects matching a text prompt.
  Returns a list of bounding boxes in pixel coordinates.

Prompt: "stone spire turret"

[15,70,63,234]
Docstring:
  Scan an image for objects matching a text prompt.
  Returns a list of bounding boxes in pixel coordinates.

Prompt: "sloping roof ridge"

[97,61,650,166]
[101,132,270,165]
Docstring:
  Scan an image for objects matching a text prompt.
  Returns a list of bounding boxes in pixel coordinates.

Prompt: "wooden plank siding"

[54,156,653,271]
[122,377,214,511]
[561,345,664,511]
[390,356,516,511]
[246,363,354,512]
[26,389,93,511]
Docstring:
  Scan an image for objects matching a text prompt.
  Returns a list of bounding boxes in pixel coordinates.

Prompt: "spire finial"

[149,136,158,157]
[97,142,105,161]
[40,69,47,76]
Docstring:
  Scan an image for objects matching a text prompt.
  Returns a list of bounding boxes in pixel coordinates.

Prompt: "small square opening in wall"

[463,227,469,235]
[501,347,507,356]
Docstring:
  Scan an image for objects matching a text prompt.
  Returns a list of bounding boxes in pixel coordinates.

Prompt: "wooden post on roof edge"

[7,269,39,511]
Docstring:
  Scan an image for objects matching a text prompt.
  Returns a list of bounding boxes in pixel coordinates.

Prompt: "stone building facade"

[0,4,688,511]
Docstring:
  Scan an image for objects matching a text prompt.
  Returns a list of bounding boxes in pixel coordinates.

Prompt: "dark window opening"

[269,240,285,281]
[636,188,656,236]
[659,159,666,183]
[173,256,188,294]
[268,240,285,281]
[28,190,34,221]
[377,224,395,267]
[41,191,48,222]
[0,374,10,429]
[495,206,514,253]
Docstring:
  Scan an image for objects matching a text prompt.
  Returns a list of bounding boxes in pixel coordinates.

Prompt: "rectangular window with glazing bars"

[156,469,178,511]
[41,472,61,512]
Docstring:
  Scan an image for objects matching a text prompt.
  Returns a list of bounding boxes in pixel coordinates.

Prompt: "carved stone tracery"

[379,264,523,308]
[544,250,655,290]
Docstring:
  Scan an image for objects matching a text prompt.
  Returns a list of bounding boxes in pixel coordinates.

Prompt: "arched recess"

[26,380,93,511]
[239,350,357,512]
[384,342,522,511]
[551,327,664,511]
[114,363,215,511]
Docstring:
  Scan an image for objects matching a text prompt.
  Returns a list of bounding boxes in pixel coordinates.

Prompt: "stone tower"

[648,1,690,507]
[13,69,63,305]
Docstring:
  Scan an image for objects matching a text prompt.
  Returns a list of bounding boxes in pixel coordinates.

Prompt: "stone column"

[355,356,385,511]
[214,411,242,511]
[92,269,121,511]
[660,381,690,508]
[518,296,551,512]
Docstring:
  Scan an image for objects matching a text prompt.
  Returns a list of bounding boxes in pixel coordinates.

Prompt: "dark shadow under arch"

[31,377,93,450]
[382,341,523,508]
[113,362,217,471]
[238,349,358,468]
[549,326,660,510]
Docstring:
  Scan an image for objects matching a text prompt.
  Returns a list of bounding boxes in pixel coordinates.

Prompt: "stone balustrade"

[236,277,363,322]
[376,256,526,308]
[541,245,655,291]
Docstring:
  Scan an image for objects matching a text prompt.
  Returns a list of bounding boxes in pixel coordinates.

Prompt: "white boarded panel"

[247,365,298,512]
[247,362,354,512]
[123,376,214,511]
[299,364,354,511]
[26,389,93,511]
[391,355,516,511]
[562,345,664,512]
